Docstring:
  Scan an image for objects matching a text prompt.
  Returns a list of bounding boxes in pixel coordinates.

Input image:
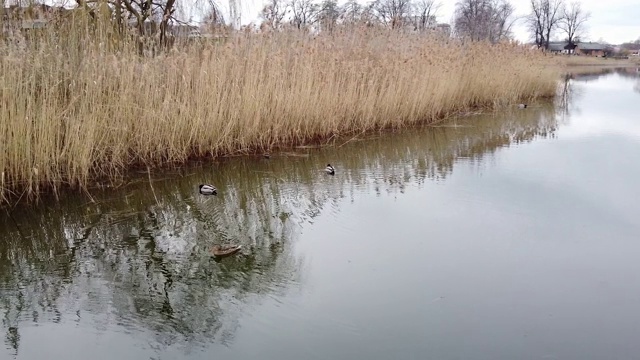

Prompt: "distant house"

[435,23,452,37]
[575,42,609,57]
[547,41,572,54]
[402,16,451,37]
[2,4,71,36]
[169,24,200,38]
[2,4,68,21]
[547,41,610,57]
[6,18,48,30]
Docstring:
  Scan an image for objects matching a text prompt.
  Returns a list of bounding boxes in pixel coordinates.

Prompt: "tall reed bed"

[0,21,559,204]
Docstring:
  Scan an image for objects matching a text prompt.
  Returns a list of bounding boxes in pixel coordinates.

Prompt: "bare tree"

[317,0,339,32]
[412,0,440,31]
[527,0,543,47]
[289,0,319,30]
[559,1,589,50]
[260,0,288,30]
[201,0,227,33]
[454,0,491,41]
[357,2,381,27]
[454,0,514,42]
[81,0,188,47]
[491,0,516,41]
[340,0,362,26]
[4,0,234,49]
[527,0,563,49]
[228,0,240,29]
[370,0,413,29]
[72,0,180,45]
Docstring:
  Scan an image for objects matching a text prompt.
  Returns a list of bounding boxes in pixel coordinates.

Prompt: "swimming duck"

[210,244,242,258]
[518,104,528,109]
[199,184,217,196]
[325,164,335,175]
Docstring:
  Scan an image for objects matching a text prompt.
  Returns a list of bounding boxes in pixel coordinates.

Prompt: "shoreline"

[1,32,561,206]
[555,55,640,68]
[1,98,556,209]
[0,99,560,212]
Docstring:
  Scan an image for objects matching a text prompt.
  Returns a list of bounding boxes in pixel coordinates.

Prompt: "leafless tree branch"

[558,1,589,48]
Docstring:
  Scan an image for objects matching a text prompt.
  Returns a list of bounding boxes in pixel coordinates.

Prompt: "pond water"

[1,68,639,360]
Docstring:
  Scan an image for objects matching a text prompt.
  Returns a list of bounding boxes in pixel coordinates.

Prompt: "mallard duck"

[325,164,335,175]
[210,244,242,258]
[518,103,528,109]
[199,184,217,196]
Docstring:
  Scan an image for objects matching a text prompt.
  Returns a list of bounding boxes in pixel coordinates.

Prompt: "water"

[1,68,639,360]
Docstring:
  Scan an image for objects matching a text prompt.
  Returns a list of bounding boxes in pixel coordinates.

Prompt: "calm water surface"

[1,68,639,360]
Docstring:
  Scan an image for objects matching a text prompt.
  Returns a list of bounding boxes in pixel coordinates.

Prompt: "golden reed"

[0,19,559,204]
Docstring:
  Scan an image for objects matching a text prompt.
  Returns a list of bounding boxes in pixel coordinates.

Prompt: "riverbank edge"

[1,90,563,210]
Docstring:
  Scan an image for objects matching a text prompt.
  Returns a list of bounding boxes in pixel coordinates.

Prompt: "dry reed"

[0,20,559,204]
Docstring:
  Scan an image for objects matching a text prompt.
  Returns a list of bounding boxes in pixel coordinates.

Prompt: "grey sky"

[227,0,639,44]
[11,0,640,44]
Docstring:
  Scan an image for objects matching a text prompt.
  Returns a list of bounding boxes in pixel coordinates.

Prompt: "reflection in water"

[0,177,305,355]
[559,74,579,118]
[565,66,640,82]
[6,68,626,358]
[558,67,640,122]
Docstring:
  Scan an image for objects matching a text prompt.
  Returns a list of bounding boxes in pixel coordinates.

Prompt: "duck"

[518,103,528,109]
[199,184,217,196]
[325,164,335,175]
[210,244,242,258]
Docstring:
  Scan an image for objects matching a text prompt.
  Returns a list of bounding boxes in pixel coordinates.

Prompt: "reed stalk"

[0,19,560,204]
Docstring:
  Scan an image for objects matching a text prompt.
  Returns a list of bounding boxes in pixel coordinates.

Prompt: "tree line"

[2,0,593,49]
[257,0,591,48]
[527,0,590,49]
[257,0,443,33]
[451,0,590,47]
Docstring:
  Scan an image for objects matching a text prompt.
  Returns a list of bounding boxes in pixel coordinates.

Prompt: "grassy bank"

[554,55,640,67]
[550,55,640,78]
[1,24,559,204]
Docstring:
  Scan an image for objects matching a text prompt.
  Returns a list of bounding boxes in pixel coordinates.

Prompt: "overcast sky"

[226,0,639,44]
[11,0,639,44]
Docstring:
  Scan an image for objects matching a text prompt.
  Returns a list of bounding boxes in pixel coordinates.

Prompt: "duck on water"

[199,184,217,196]
[201,162,333,259]
[210,244,242,258]
[325,164,335,175]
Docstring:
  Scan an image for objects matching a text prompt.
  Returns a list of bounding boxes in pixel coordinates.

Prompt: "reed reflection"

[0,94,564,357]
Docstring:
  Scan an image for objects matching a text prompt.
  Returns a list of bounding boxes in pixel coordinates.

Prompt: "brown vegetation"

[0,16,559,204]
[559,56,640,67]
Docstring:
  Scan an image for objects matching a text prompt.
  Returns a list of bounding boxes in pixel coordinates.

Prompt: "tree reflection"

[564,66,640,82]
[557,66,639,119]
[0,185,305,353]
[557,73,587,118]
[0,98,563,356]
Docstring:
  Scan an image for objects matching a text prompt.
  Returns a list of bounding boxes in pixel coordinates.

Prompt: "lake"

[1,67,639,360]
